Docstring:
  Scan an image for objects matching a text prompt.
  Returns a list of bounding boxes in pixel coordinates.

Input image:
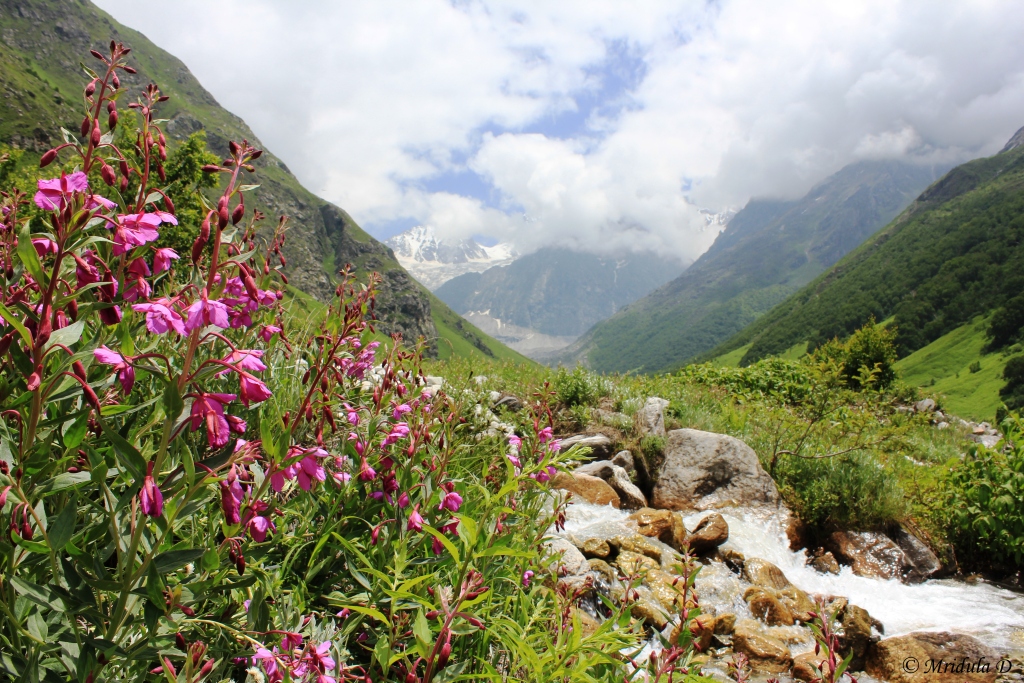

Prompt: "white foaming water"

[557,501,1024,653]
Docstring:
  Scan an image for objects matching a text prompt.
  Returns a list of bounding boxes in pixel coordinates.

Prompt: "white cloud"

[94,0,1024,261]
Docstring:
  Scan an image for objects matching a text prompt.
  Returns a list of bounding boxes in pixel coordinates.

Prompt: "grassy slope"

[895,317,1016,421]
[429,293,533,364]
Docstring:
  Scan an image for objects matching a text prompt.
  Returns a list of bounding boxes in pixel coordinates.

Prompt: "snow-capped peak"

[385,226,518,290]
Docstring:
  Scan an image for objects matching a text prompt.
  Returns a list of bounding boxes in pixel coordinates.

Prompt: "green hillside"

[564,160,942,373]
[707,134,1024,418]
[0,0,522,363]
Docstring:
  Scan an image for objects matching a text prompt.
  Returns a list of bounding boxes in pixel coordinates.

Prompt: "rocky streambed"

[541,399,1024,683]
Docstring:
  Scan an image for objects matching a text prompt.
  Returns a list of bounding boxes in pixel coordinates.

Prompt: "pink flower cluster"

[254,634,338,683]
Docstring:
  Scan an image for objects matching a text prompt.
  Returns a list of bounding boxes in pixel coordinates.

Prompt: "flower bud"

[89,50,103,61]
[250,149,263,160]
[175,633,187,650]
[100,162,116,187]
[72,360,87,382]
[229,140,240,156]
[158,133,166,147]
[158,144,167,161]
[157,164,166,182]
[164,195,175,214]
[231,200,244,225]
[199,659,215,678]
[91,119,101,146]
[123,65,136,74]
[112,73,120,89]
[119,159,130,177]
[119,175,128,192]
[80,116,91,138]
[437,640,451,668]
[108,109,118,131]
[39,148,58,167]
[201,164,221,173]
[107,100,116,113]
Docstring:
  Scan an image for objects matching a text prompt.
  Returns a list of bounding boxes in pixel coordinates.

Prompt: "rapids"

[556,501,1024,654]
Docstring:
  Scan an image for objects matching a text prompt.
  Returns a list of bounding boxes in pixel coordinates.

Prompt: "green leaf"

[162,380,184,421]
[373,637,391,673]
[35,471,90,495]
[335,604,390,627]
[44,320,85,352]
[47,494,77,550]
[423,525,460,564]
[0,302,33,348]
[153,549,205,574]
[201,549,219,572]
[62,414,89,449]
[18,221,47,287]
[456,513,479,547]
[8,577,63,611]
[413,610,432,658]
[99,419,147,481]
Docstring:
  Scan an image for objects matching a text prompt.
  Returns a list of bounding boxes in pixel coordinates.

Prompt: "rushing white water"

[556,501,1024,654]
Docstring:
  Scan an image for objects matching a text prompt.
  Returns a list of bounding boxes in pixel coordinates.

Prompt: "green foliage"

[945,415,1024,570]
[158,130,220,252]
[811,319,899,389]
[987,293,1024,349]
[1000,356,1024,413]
[554,365,605,407]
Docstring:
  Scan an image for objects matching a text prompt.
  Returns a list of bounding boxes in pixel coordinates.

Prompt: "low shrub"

[553,365,604,407]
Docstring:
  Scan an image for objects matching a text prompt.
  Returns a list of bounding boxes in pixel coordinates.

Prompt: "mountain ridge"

[385,225,517,290]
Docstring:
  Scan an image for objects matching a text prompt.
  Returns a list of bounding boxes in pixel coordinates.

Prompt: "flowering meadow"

[0,43,694,683]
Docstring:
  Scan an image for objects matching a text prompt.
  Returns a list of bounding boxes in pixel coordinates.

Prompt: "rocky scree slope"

[0,0,447,346]
[563,160,944,374]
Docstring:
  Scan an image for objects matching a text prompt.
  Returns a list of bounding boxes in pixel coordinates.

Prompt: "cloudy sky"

[94,0,1024,261]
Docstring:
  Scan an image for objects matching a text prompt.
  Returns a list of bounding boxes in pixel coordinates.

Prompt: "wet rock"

[742,558,792,590]
[777,585,816,622]
[615,535,665,563]
[587,558,617,582]
[810,549,841,575]
[615,550,660,575]
[637,397,670,437]
[671,614,715,650]
[732,619,793,673]
[630,586,670,629]
[714,613,736,634]
[611,450,634,472]
[630,508,675,539]
[652,429,781,510]
[793,653,823,682]
[744,587,795,626]
[786,515,809,550]
[893,526,942,583]
[550,472,620,508]
[838,603,878,667]
[720,549,746,573]
[914,398,937,413]
[544,538,590,577]
[867,632,998,683]
[572,607,602,637]
[685,513,729,555]
[828,531,910,580]
[560,434,616,459]
[580,538,612,559]
[647,568,690,611]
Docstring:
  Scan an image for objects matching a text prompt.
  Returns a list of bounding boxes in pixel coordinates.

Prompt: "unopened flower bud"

[250,149,263,160]
[437,640,451,668]
[89,50,103,61]
[119,159,130,177]
[112,73,120,89]
[229,140,240,156]
[108,109,118,130]
[199,659,215,678]
[72,360,87,382]
[231,200,244,225]
[39,149,58,167]
[218,206,229,229]
[201,164,221,173]
[157,164,165,182]
[119,175,128,192]
[0,331,16,357]
[80,116,91,138]
[91,119,101,146]
[100,162,116,186]
[124,65,137,74]
[175,632,187,650]
[158,133,166,147]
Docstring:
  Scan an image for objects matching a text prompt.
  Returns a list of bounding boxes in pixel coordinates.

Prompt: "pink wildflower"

[397,491,410,508]
[140,462,163,517]
[220,467,243,525]
[32,238,57,257]
[358,457,376,482]
[238,371,272,407]
[220,349,266,374]
[382,422,410,446]
[93,345,135,394]
[522,570,534,588]
[297,449,328,491]
[34,172,113,211]
[132,299,186,335]
[189,393,236,449]
[508,434,522,449]
[259,324,282,342]
[243,500,276,542]
[109,211,175,255]
[537,426,553,443]
[153,247,179,274]
[438,486,462,513]
[548,439,561,453]
[184,294,231,332]
[343,403,359,425]
[392,403,411,420]
[407,504,424,533]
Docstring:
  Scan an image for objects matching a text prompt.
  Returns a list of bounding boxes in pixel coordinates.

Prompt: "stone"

[732,619,793,673]
[543,538,589,577]
[560,434,616,459]
[720,549,746,573]
[714,613,736,634]
[685,513,729,555]
[647,569,690,612]
[580,538,612,559]
[637,397,670,437]
[671,615,715,650]
[936,421,949,429]
[575,461,646,509]
[615,550,660,575]
[867,632,998,683]
[793,653,823,682]
[810,550,841,574]
[776,585,816,622]
[828,531,910,580]
[652,429,781,510]
[742,558,791,590]
[573,607,601,637]
[914,398,937,413]
[838,603,878,666]
[892,525,942,583]
[493,394,523,412]
[592,409,630,428]
[630,508,675,539]
[786,515,808,550]
[630,586,670,629]
[550,472,620,508]
[587,558,617,582]
[615,535,665,563]
[744,587,795,626]
[611,450,635,472]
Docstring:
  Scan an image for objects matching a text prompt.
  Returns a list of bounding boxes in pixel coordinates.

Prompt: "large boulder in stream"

[732,619,793,672]
[574,460,647,509]
[652,429,780,510]
[685,513,730,554]
[550,472,620,508]
[867,632,999,683]
[828,530,910,580]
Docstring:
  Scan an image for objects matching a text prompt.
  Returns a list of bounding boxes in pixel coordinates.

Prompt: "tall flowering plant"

[0,42,655,683]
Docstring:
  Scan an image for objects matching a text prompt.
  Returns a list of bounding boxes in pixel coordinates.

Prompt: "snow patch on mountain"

[385,226,518,290]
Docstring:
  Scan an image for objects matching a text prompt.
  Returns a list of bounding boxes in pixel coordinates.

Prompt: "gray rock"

[652,429,781,510]
[493,394,523,411]
[560,433,615,459]
[936,421,949,429]
[636,397,670,437]
[543,537,589,577]
[971,434,1002,449]
[611,450,634,472]
[592,408,630,428]
[892,526,942,583]
[914,398,937,413]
